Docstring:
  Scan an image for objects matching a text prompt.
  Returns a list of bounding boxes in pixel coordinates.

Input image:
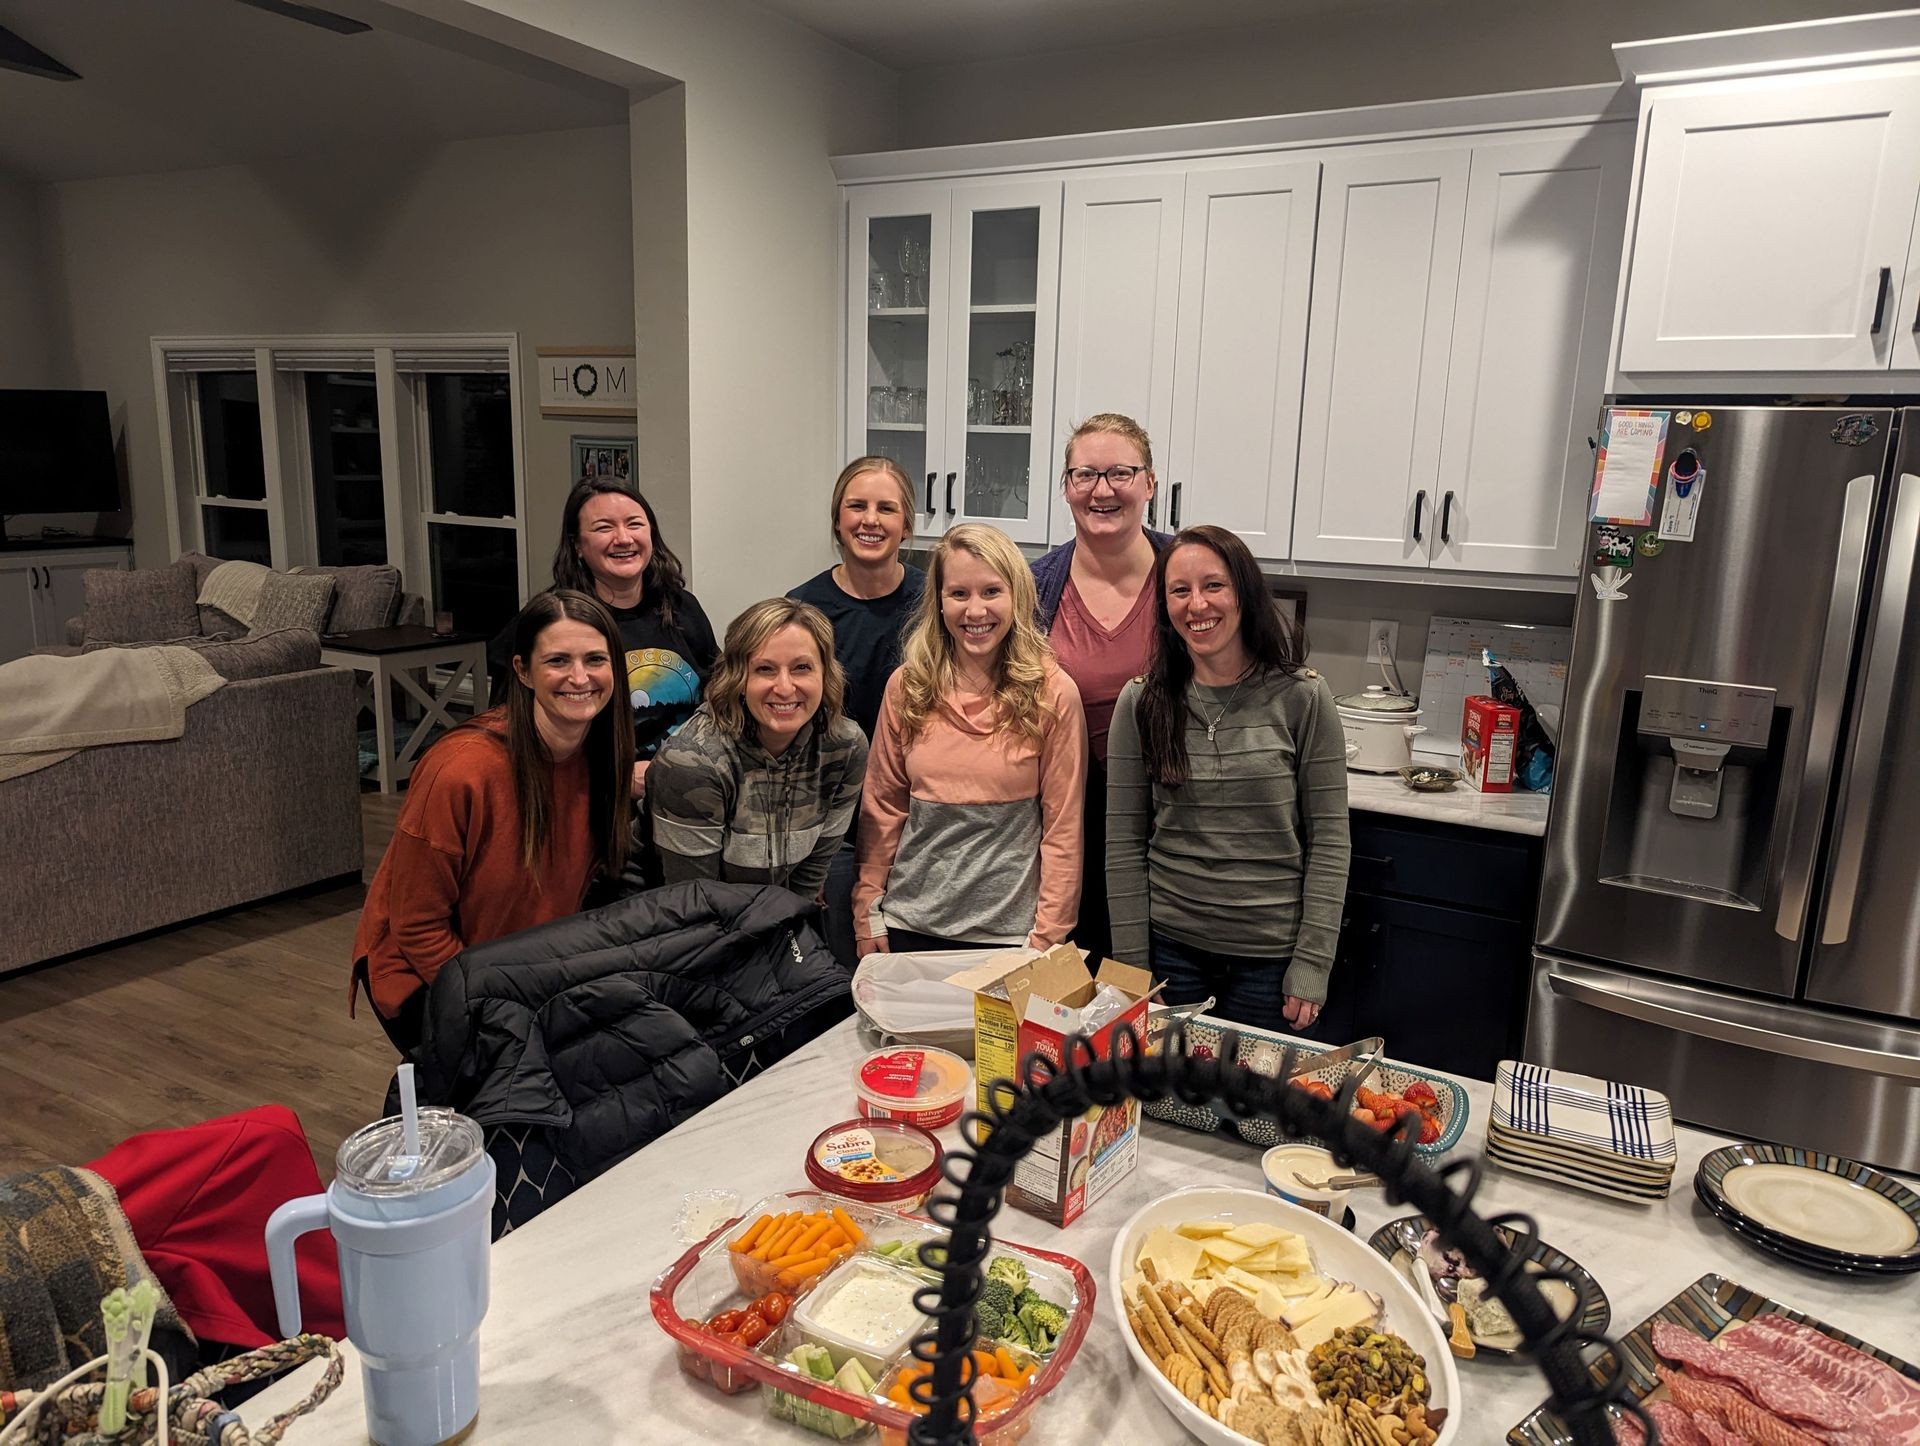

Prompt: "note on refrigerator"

[1589,408,1669,526]
[1415,617,1572,762]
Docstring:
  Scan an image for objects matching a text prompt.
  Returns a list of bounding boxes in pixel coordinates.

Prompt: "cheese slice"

[1175,1219,1234,1238]
[1224,1222,1289,1248]
[1199,1236,1255,1266]
[1138,1226,1206,1283]
[1290,1292,1381,1352]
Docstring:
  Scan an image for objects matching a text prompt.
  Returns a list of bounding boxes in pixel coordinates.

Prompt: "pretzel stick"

[1141,1283,1200,1368]
[1154,1284,1230,1396]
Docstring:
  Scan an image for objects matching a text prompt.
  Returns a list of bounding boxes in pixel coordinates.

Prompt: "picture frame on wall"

[571,436,637,487]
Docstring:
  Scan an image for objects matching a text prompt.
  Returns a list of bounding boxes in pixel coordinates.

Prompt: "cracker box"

[1462,694,1520,793]
[945,946,1152,1226]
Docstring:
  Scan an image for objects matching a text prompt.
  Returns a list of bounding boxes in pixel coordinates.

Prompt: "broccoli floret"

[1015,1294,1068,1352]
[974,1277,1016,1339]
[999,1314,1032,1349]
[985,1256,1028,1293]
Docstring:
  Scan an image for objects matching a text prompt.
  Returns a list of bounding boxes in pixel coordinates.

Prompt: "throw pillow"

[295,564,401,633]
[82,560,200,645]
[193,627,322,680]
[250,571,335,634]
[177,552,232,637]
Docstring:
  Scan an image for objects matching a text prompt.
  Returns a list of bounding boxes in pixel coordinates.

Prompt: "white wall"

[389,0,900,627]
[896,0,1897,147]
[0,172,59,390]
[39,124,635,580]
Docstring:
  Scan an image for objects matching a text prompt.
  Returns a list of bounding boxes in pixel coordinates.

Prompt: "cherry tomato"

[735,1312,773,1347]
[755,1292,791,1324]
[708,1310,746,1334]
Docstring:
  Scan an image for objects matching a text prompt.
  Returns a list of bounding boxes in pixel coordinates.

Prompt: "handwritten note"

[1590,408,1668,526]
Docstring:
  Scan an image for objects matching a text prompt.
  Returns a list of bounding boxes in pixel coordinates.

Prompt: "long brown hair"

[895,524,1055,747]
[706,598,846,738]
[550,478,689,629]
[497,589,634,880]
[1138,525,1307,787]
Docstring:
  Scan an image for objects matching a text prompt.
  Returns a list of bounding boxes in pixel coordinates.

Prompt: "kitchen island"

[249,1017,1916,1445]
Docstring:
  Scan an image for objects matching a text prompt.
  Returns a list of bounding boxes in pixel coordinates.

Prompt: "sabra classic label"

[814,1127,901,1184]
[858,1049,926,1100]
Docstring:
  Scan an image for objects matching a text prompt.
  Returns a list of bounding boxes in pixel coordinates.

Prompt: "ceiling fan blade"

[232,0,372,35]
[0,22,80,80]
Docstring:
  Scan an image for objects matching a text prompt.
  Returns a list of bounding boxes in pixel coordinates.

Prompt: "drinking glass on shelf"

[910,387,927,424]
[967,378,988,425]
[869,269,893,311]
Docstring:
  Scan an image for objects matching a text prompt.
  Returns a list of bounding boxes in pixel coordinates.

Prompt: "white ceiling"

[0,0,633,184]
[747,0,1365,70]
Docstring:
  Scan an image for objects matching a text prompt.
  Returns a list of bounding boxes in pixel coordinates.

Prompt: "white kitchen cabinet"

[1050,173,1185,541]
[1618,68,1920,375]
[0,546,133,664]
[846,180,1061,546]
[1166,161,1321,559]
[1293,148,1470,567]
[1433,129,1632,576]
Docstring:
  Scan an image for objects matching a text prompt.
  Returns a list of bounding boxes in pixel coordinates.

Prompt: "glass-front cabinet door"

[845,180,1060,544]
[847,186,950,534]
[943,181,1060,545]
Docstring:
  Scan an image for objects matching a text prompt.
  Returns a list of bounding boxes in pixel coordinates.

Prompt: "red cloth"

[88,1104,347,1347]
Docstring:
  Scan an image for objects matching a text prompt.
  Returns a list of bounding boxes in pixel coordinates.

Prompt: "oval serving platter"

[1366,1214,1610,1357]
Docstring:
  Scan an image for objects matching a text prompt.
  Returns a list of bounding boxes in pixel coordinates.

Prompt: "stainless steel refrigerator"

[1529,405,1920,1173]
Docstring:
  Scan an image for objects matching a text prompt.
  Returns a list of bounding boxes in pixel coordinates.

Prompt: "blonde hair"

[896,524,1055,747]
[829,456,916,551]
[706,598,845,738]
[1062,412,1154,472]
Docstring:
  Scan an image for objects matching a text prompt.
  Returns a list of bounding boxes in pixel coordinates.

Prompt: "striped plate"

[1492,1060,1676,1165]
[1505,1272,1920,1445]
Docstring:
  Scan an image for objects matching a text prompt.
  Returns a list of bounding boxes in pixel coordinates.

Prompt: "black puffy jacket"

[417,881,850,1223]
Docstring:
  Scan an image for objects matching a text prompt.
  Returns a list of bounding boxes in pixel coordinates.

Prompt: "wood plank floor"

[0,794,405,1179]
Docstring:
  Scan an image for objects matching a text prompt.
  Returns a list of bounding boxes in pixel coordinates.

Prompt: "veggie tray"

[1143,1012,1470,1158]
[651,1189,1095,1442]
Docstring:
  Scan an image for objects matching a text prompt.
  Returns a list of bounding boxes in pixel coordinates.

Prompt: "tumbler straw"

[398,1062,421,1160]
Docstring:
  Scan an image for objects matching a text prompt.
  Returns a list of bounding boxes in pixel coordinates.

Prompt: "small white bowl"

[1260,1144,1354,1220]
[1108,1184,1459,1446]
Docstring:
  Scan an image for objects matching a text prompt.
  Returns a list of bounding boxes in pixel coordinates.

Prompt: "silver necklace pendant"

[1206,722,1218,741]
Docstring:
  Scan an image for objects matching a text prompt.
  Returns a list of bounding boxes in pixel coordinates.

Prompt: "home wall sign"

[536,347,637,418]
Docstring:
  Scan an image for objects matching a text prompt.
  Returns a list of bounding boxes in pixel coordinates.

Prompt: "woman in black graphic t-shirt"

[489,479,718,803]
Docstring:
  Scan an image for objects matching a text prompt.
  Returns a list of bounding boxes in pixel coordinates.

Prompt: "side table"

[319,626,490,792]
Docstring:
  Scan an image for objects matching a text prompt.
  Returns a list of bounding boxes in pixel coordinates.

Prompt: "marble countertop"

[250,1020,1916,1444]
[1345,769,1552,837]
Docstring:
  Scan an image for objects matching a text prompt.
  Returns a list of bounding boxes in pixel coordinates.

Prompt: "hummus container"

[788,1255,932,1378]
[853,1046,972,1129]
[804,1119,945,1209]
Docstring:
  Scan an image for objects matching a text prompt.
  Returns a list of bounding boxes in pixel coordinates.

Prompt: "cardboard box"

[945,946,1152,1226]
[1462,695,1520,793]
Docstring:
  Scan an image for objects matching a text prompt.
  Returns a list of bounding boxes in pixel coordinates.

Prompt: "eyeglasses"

[1061,465,1148,494]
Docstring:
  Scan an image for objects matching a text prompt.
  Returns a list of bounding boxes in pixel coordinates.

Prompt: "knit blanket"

[0,645,225,783]
[0,1167,196,1391]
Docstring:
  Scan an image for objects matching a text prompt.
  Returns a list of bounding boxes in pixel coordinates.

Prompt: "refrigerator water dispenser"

[1596,677,1785,910]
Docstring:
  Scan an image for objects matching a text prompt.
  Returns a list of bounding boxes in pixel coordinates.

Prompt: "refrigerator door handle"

[1823,470,1920,946]
[1774,472,1877,943]
[1544,960,1920,1080]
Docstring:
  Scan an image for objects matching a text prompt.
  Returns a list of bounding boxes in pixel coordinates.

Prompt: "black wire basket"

[895,1021,1652,1445]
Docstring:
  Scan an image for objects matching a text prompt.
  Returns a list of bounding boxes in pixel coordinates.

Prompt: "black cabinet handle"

[1872,266,1892,334]
[925,472,936,514]
[1147,495,1157,528]
[1440,490,1455,544]
[1352,853,1394,869]
[944,471,956,516]
[42,567,51,588]
[1171,481,1183,531]
[1412,490,1427,544]
[28,567,39,592]
[1912,286,1920,334]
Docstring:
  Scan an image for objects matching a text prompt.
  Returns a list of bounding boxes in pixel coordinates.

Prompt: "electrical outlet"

[1369,619,1400,669]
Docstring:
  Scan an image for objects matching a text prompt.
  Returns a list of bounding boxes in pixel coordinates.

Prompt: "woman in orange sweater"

[352,589,636,1051]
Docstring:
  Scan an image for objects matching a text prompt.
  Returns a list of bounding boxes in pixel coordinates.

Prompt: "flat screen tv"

[0,389,121,514]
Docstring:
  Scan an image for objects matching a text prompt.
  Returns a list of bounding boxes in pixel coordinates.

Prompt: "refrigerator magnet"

[1593,524,1636,569]
[1589,408,1668,526]
[1589,565,1631,602]
[1658,450,1705,543]
[1831,413,1879,447]
[1638,530,1666,558]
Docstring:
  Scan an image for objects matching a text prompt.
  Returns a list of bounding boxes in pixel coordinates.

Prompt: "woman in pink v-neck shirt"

[1029,413,1171,964]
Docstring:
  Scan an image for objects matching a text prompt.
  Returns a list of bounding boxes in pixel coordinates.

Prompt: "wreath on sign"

[572,363,600,398]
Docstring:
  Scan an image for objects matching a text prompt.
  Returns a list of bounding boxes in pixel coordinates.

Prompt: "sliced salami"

[1692,1411,1749,1446]
[1658,1365,1825,1446]
[1650,1320,1860,1431]
[1645,1400,1711,1446]
[1737,1316,1920,1442]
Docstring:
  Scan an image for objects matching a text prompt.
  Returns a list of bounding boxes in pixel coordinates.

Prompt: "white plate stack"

[1485,1060,1677,1201]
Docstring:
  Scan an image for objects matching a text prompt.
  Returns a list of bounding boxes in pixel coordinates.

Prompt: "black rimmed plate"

[1693,1178,1920,1277]
[1696,1142,1920,1266]
[1366,1214,1609,1358]
[1506,1272,1920,1445]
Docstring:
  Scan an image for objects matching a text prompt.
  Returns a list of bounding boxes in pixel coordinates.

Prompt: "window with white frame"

[153,335,529,638]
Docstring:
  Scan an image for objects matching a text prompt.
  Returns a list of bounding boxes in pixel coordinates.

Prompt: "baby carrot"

[767,1248,819,1271]
[829,1205,862,1245]
[818,1224,848,1249]
[778,1255,837,1288]
[748,1214,790,1261]
[790,1219,831,1256]
[730,1215,772,1253]
[993,1346,1019,1380]
[763,1217,807,1259]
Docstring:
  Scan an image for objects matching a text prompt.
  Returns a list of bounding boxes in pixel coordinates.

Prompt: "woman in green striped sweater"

[1106,525,1350,1034]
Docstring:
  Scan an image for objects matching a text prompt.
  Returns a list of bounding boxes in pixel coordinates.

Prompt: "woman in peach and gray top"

[855,524,1087,956]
